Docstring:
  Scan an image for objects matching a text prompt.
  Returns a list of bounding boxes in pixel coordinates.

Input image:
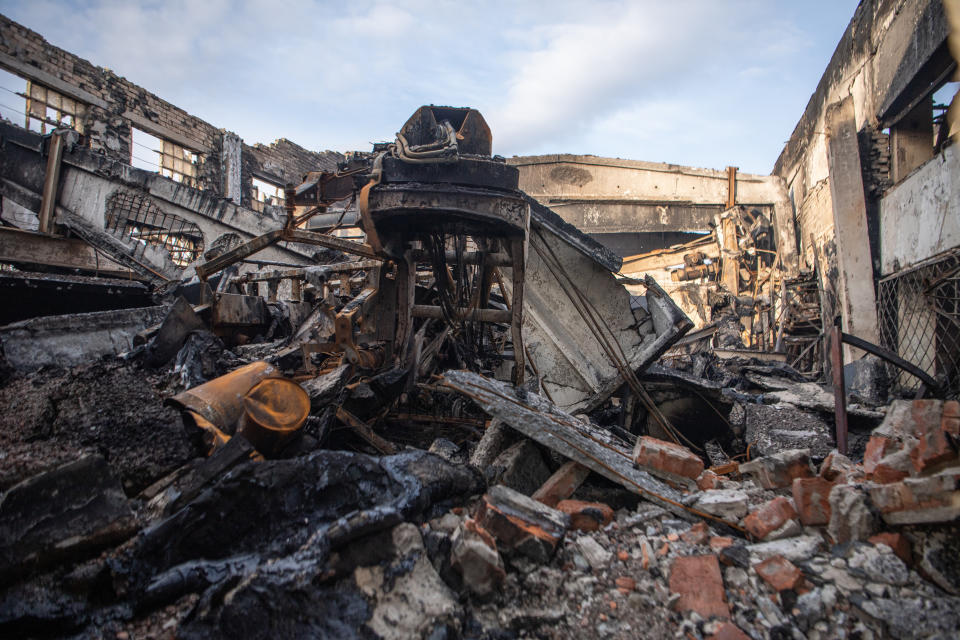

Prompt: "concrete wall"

[772,0,952,342]
[509,154,797,271]
[880,143,960,274]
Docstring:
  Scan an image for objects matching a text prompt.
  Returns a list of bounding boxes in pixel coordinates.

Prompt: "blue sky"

[1,0,860,174]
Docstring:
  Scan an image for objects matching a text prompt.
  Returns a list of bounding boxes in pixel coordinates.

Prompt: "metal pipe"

[411,305,511,323]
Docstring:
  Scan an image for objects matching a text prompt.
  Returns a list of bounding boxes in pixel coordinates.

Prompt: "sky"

[0,0,861,175]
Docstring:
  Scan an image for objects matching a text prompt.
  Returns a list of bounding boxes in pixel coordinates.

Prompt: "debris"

[575,536,612,570]
[737,449,813,489]
[742,496,798,540]
[754,554,805,592]
[532,461,591,508]
[450,521,506,598]
[791,476,834,525]
[632,435,704,484]
[828,483,879,543]
[489,439,551,496]
[0,455,135,586]
[668,555,729,619]
[555,500,614,532]
[693,490,749,520]
[477,485,569,564]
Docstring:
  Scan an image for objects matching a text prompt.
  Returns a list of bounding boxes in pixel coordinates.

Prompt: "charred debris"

[1,105,959,640]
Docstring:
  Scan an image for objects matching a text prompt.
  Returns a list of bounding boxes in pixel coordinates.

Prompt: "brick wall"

[0,14,342,206]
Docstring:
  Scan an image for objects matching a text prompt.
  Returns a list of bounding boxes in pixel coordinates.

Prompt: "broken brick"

[633,436,704,480]
[532,461,591,508]
[451,522,506,598]
[738,449,813,489]
[863,435,896,475]
[820,450,856,482]
[828,484,879,543]
[910,400,957,472]
[476,485,569,563]
[669,555,729,619]
[709,536,734,552]
[872,449,913,484]
[743,497,798,540]
[681,521,710,545]
[708,622,752,640]
[555,499,613,532]
[791,477,833,526]
[614,576,636,593]
[697,469,720,491]
[868,532,912,564]
[754,555,804,592]
[866,469,960,525]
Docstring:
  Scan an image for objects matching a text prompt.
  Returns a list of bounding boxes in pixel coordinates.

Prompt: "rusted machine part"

[334,286,382,368]
[236,378,310,456]
[671,263,718,282]
[165,361,282,432]
[185,410,231,453]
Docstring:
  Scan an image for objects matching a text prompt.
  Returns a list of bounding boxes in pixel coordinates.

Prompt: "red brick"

[669,555,729,619]
[868,532,912,564]
[910,401,957,472]
[743,497,797,539]
[792,477,833,526]
[863,436,896,475]
[754,555,804,591]
[633,436,704,480]
[532,461,590,508]
[555,499,614,532]
[697,469,720,490]
[872,450,913,484]
[709,536,734,552]
[681,521,710,545]
[615,576,636,593]
[820,451,855,481]
[708,622,752,640]
[866,470,960,524]
[943,400,960,420]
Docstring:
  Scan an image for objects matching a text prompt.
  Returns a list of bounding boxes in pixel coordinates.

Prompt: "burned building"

[0,2,959,640]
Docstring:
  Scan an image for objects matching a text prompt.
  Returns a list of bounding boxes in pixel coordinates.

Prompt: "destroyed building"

[0,1,959,639]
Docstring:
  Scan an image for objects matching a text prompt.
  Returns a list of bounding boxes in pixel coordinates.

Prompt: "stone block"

[669,555,729,619]
[738,449,813,489]
[633,436,704,480]
[450,521,505,598]
[792,477,833,526]
[754,554,804,591]
[693,490,749,520]
[828,484,878,543]
[743,497,798,540]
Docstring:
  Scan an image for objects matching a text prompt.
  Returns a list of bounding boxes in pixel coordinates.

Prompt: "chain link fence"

[878,250,960,399]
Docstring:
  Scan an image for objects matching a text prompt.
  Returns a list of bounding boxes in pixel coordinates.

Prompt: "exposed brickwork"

[0,14,341,206]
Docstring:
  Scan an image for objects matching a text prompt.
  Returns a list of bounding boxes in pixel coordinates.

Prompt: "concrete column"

[221,131,242,205]
[825,95,880,347]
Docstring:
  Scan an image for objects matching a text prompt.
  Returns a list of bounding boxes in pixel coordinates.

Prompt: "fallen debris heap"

[1,106,959,640]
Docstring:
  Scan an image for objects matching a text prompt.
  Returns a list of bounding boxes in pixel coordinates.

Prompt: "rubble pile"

[1,106,959,640]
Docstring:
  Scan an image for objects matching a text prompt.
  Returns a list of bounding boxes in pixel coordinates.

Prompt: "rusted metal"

[334,286,381,368]
[829,325,849,455]
[840,332,941,393]
[236,377,310,456]
[671,263,717,281]
[165,361,283,435]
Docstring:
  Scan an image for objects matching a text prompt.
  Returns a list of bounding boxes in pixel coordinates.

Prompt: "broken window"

[105,191,204,266]
[25,81,86,134]
[130,127,200,188]
[0,70,85,134]
[251,176,285,213]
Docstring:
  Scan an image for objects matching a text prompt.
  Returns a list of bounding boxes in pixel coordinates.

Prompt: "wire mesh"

[104,191,204,266]
[878,250,960,399]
